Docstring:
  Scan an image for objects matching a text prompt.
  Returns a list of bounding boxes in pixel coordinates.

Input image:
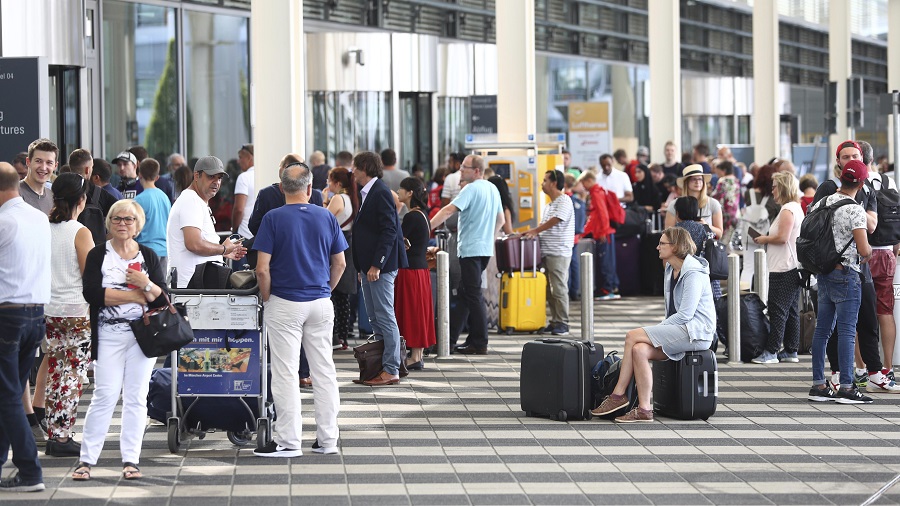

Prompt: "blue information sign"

[176,330,260,396]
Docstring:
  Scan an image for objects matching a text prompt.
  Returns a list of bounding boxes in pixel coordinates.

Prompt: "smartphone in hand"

[127,262,141,289]
[748,227,762,240]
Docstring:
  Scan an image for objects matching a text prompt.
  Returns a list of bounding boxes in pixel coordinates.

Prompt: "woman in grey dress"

[591,227,716,423]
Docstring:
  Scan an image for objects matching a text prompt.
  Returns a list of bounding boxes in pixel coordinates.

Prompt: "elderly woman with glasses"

[74,199,166,482]
[591,227,716,423]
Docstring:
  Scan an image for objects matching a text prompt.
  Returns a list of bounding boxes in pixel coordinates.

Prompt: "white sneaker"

[311,439,340,455]
[253,441,302,458]
[865,372,900,393]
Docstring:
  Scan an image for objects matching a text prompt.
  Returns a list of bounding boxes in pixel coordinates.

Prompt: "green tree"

[144,39,178,157]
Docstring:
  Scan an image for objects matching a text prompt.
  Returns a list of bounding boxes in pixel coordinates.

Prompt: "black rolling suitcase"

[651,349,717,420]
[520,339,602,421]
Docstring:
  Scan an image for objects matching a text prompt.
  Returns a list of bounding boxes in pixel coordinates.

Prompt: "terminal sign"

[470,95,497,134]
[0,58,44,165]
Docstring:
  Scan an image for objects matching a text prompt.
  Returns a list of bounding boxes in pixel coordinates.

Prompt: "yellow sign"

[568,102,610,132]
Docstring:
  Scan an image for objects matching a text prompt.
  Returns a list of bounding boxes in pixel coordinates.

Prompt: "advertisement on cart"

[176,329,260,395]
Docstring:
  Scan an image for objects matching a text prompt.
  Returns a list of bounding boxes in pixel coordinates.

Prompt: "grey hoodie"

[662,254,716,342]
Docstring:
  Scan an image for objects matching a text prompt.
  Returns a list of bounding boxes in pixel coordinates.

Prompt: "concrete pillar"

[752,0,780,161]
[648,0,681,163]
[829,0,852,156]
[250,0,306,190]
[495,0,536,142]
[889,0,900,164]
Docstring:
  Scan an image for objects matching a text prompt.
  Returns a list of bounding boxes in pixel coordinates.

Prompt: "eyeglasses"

[688,176,705,183]
[207,206,217,226]
[658,241,673,246]
[111,216,136,224]
[283,161,310,171]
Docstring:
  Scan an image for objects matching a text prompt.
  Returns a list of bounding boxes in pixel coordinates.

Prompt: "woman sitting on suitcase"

[591,227,716,422]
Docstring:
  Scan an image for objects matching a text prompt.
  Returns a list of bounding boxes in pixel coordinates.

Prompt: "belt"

[0,303,43,309]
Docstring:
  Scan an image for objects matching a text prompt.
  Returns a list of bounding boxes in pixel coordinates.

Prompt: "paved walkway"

[4,295,900,505]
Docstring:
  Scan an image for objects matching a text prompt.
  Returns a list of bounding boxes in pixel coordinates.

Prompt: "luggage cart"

[166,284,272,452]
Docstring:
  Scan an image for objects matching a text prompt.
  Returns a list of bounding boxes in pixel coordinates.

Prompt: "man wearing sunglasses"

[166,156,246,288]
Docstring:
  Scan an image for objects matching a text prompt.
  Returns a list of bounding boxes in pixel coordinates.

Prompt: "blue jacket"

[352,178,408,273]
[248,183,323,236]
[662,254,716,342]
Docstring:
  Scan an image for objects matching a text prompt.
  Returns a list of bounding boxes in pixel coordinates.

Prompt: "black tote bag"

[130,292,195,358]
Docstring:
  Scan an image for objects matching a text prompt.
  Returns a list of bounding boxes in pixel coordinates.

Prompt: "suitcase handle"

[520,237,538,278]
[701,371,708,398]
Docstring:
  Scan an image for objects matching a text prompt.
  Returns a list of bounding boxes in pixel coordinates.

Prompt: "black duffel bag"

[615,205,649,239]
[715,293,769,362]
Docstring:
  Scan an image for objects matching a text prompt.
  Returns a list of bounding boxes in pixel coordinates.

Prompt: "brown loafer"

[363,371,400,386]
[299,377,312,387]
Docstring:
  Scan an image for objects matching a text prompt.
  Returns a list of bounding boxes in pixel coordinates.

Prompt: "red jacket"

[584,184,613,240]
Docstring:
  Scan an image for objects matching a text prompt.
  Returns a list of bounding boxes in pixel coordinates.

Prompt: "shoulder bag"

[130,291,195,358]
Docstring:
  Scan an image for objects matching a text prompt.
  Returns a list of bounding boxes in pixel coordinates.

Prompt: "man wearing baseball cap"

[113,151,140,199]
[166,156,246,288]
[810,141,898,395]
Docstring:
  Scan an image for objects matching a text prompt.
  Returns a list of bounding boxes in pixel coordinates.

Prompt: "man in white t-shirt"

[167,156,247,288]
[596,154,633,203]
[232,144,255,239]
[440,152,465,206]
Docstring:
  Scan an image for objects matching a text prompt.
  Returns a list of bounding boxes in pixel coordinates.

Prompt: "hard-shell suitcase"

[495,235,541,273]
[500,271,547,334]
[651,349,718,420]
[640,232,665,296]
[521,338,603,421]
[615,236,641,296]
[499,239,546,333]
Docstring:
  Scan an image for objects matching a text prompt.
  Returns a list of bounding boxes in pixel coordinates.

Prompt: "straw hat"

[676,164,713,187]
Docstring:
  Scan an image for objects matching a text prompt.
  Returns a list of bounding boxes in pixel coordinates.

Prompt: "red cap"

[836,140,862,160]
[840,159,868,183]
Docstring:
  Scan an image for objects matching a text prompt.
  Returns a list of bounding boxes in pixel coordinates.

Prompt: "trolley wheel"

[557,410,568,422]
[227,430,252,446]
[167,418,181,453]
[256,418,271,450]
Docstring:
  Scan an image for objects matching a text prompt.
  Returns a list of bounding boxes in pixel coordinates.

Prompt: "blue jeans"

[595,236,618,293]
[450,256,491,349]
[360,270,401,376]
[0,305,45,484]
[812,268,862,388]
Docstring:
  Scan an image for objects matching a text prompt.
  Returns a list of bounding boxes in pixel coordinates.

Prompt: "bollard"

[728,253,741,364]
[754,248,768,304]
[580,251,594,342]
[436,251,451,358]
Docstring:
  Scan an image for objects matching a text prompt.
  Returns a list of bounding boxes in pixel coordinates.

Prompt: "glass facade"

[102,2,177,160]
[437,97,468,169]
[309,91,392,162]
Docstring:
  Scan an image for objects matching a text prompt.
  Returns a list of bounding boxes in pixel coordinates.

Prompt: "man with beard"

[166,156,246,288]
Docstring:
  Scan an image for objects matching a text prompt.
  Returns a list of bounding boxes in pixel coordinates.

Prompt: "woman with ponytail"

[43,173,95,457]
[326,166,359,350]
[395,177,436,369]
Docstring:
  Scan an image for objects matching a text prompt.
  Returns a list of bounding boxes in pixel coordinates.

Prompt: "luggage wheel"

[556,410,568,422]
[167,417,181,453]
[227,430,254,446]
[256,418,271,449]
[505,327,513,335]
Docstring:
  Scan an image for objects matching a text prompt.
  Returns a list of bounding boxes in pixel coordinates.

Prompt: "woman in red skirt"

[395,177,436,370]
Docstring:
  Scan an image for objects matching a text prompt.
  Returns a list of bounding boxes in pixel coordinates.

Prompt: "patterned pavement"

[3,295,900,505]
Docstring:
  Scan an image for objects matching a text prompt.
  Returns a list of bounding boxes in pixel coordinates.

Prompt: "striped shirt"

[538,194,575,257]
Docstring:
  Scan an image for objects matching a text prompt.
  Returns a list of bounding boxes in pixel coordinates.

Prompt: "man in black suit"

[351,151,408,386]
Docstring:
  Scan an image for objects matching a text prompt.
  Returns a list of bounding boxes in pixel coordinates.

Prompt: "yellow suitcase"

[499,271,547,334]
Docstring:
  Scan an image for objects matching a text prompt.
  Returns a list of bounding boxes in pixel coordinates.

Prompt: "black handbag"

[187,261,232,289]
[130,292,195,358]
[703,237,728,280]
[352,337,408,383]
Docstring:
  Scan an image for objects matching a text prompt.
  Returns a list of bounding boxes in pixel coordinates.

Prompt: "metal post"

[728,253,741,364]
[754,248,768,304]
[893,90,900,191]
[580,251,594,342]
[436,251,451,358]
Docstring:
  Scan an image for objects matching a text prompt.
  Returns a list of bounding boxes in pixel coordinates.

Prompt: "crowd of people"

[2,134,900,491]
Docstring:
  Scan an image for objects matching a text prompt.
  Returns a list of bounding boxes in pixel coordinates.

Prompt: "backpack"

[604,189,625,228]
[796,198,856,275]
[867,175,900,247]
[78,185,107,246]
[590,351,637,419]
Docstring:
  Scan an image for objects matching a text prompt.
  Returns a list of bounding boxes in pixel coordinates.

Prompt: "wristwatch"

[143,282,155,293]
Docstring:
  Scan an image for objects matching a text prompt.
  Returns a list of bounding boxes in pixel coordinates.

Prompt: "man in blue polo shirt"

[430,154,504,354]
[253,163,347,458]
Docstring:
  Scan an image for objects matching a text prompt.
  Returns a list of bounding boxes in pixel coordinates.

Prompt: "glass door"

[48,66,81,160]
[399,92,432,177]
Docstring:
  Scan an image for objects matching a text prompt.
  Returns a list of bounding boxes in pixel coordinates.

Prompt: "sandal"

[72,462,92,481]
[122,462,142,480]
